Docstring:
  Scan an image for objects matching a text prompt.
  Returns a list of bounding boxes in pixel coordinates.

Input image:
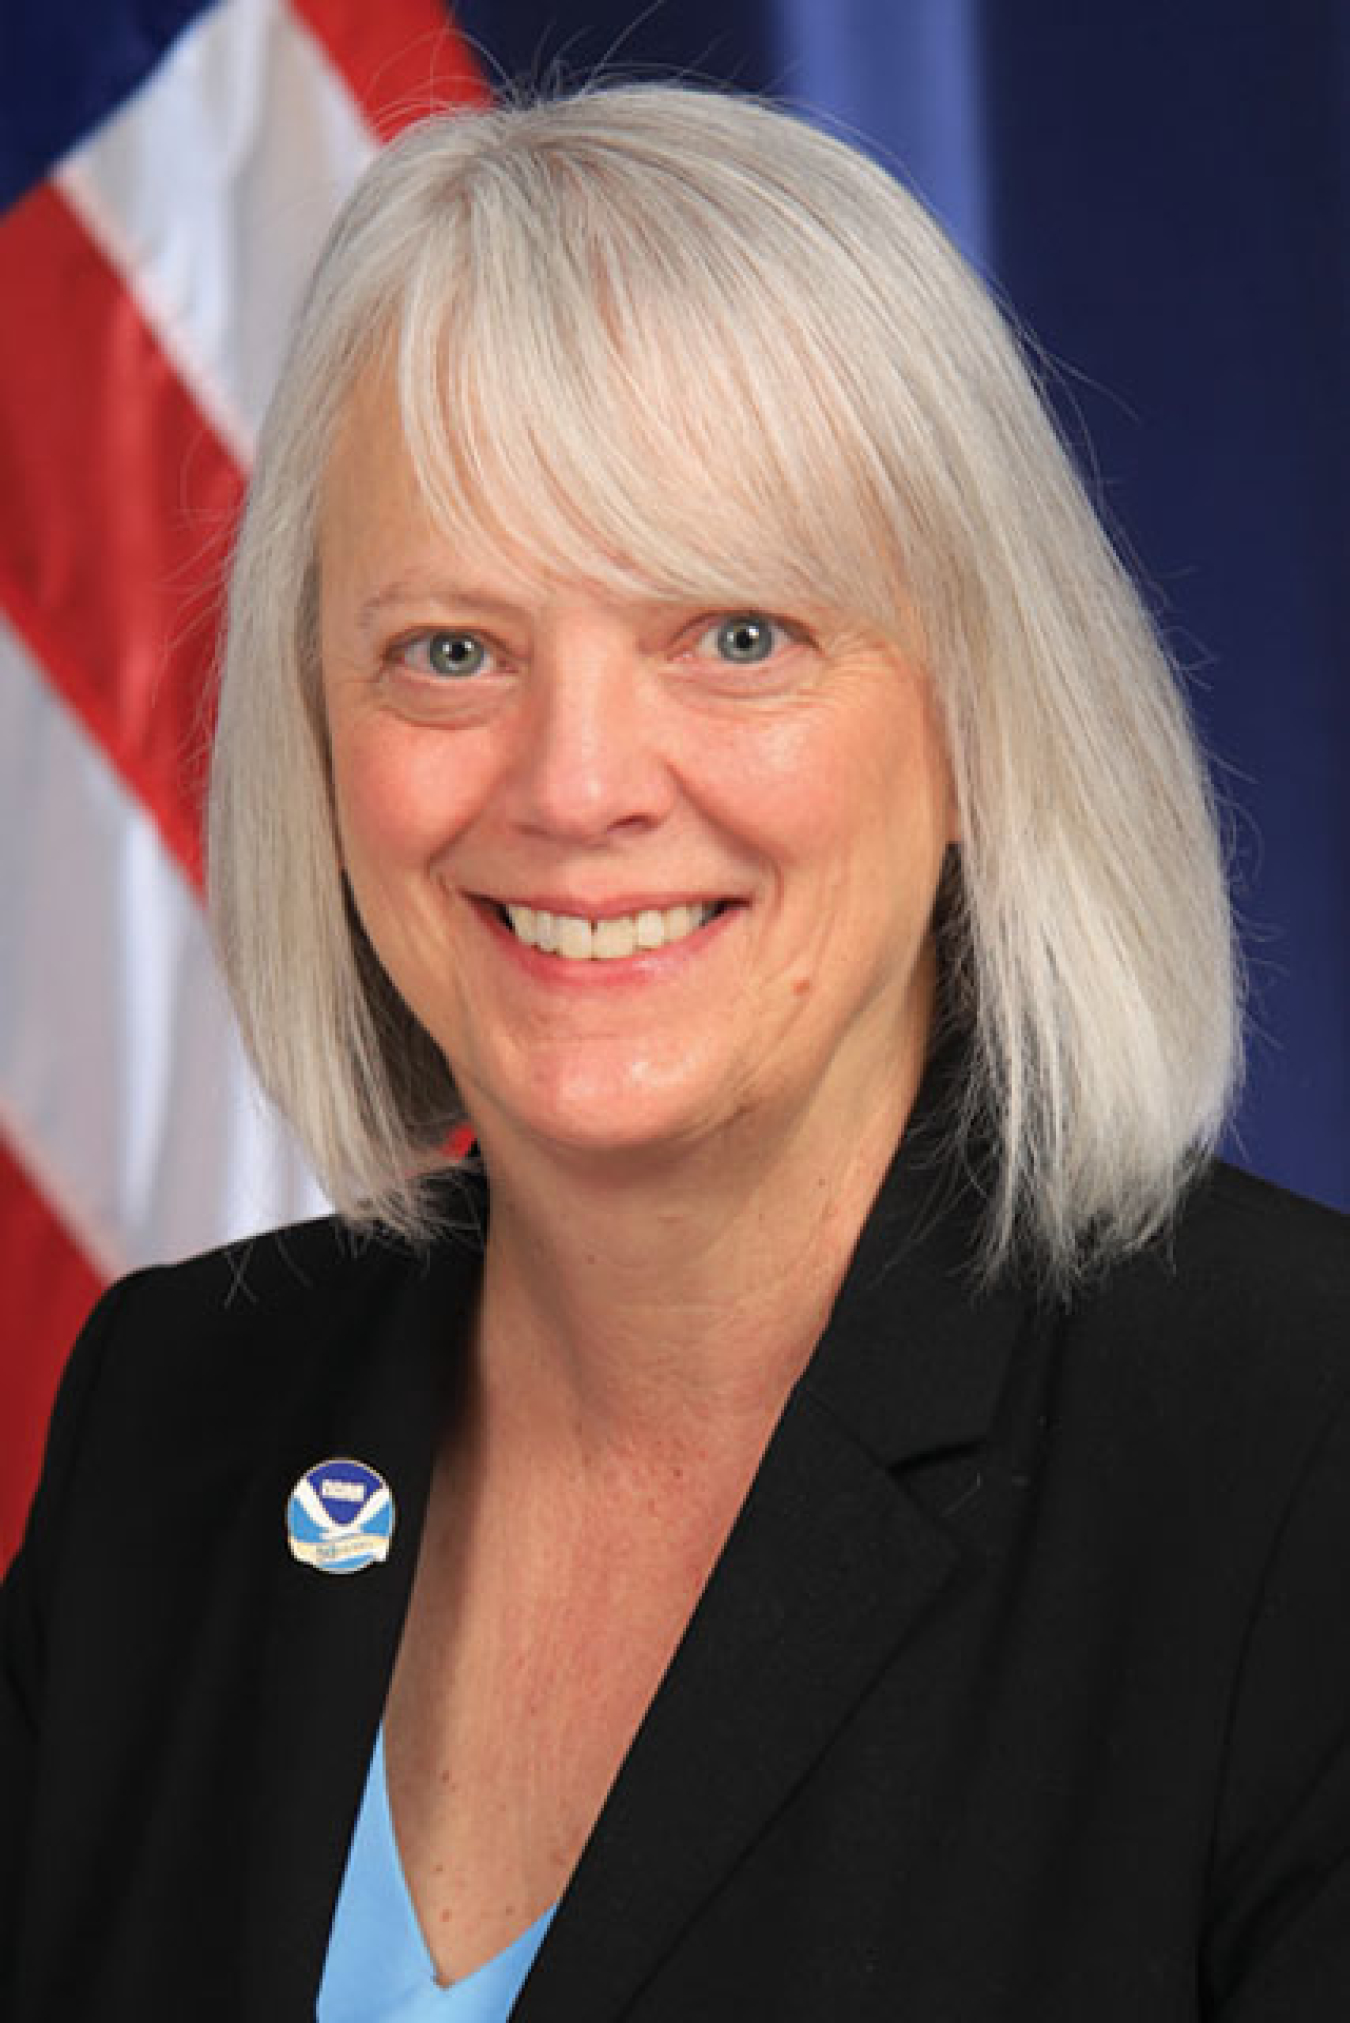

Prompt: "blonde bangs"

[390,136,910,634]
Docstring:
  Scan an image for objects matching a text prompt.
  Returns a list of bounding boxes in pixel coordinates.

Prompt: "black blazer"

[4,1123,1350,2020]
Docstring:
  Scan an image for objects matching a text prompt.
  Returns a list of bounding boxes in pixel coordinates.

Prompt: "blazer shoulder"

[1060,1160,1350,1456]
[128,1204,420,1317]
[1169,1158,1350,1321]
[113,1167,485,1328]
[1194,1156,1349,1250]
[55,1171,487,1428]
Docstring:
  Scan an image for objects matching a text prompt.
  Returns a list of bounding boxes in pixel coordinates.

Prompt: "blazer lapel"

[236,1218,481,2016]
[516,1108,1027,2022]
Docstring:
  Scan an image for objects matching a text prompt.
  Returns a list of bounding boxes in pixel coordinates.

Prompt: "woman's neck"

[464,1060,924,1477]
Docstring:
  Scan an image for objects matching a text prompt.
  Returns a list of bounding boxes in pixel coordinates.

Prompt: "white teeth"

[593,915,637,960]
[503,902,720,960]
[556,915,593,960]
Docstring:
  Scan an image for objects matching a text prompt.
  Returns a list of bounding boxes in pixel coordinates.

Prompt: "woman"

[3,85,1348,2021]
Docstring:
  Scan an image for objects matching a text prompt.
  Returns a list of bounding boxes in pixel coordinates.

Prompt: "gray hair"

[209,83,1240,1288]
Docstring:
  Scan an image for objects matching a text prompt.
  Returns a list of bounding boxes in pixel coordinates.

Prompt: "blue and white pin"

[287,1457,395,1574]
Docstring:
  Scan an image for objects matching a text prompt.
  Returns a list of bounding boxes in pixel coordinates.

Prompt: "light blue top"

[318,1727,556,2023]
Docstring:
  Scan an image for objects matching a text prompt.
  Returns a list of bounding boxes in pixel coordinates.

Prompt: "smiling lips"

[500,901,725,962]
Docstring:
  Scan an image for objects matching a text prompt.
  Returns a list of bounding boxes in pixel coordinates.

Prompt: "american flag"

[0,0,489,1561]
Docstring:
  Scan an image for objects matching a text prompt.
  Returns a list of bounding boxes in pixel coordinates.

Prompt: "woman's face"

[318,383,957,1170]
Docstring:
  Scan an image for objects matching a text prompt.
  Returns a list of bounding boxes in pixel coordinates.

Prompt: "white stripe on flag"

[56,0,377,462]
[0,612,327,1273]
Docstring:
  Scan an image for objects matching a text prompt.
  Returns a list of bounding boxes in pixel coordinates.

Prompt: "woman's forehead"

[321,362,796,609]
[318,350,911,648]
[316,428,922,681]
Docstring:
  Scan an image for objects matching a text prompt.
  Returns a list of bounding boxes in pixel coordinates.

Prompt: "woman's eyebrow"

[353,576,524,638]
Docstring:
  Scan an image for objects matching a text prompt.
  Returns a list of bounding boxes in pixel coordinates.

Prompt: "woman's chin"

[461,1058,738,1171]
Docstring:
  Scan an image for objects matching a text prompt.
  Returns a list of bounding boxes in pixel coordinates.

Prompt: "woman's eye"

[701,614,788,666]
[396,630,491,679]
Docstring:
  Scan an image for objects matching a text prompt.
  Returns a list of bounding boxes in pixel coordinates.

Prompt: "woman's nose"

[504,622,676,843]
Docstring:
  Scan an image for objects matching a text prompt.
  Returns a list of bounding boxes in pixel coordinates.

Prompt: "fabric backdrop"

[1,0,1345,1560]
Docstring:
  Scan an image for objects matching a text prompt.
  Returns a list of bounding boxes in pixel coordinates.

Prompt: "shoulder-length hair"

[209,83,1240,1289]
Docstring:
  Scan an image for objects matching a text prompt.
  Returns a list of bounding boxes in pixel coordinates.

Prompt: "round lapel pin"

[287,1457,395,1573]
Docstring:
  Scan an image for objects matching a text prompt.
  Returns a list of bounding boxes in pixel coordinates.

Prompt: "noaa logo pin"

[286,1458,395,1574]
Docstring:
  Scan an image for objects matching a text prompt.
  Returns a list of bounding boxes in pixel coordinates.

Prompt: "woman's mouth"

[495,901,728,961]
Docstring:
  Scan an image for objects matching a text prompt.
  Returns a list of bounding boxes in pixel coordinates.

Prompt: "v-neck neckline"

[318,1725,556,2019]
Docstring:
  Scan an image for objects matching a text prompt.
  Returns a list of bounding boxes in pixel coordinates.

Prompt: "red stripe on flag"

[0,184,244,888]
[291,0,490,140]
[0,1134,106,1569]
